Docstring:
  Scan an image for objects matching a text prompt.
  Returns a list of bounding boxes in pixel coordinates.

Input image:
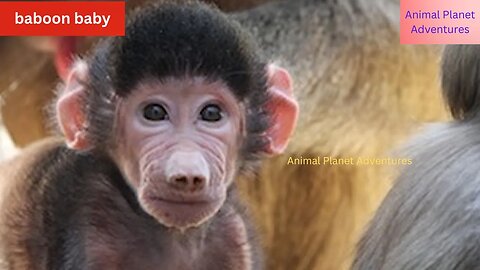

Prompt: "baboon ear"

[264,64,299,155]
[56,60,90,150]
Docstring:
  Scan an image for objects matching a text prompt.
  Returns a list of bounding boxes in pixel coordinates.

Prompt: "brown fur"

[0,0,448,269]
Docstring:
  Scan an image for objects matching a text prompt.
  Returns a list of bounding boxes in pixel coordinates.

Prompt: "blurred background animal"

[352,44,480,270]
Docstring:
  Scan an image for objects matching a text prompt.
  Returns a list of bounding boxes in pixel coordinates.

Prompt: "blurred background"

[0,122,16,160]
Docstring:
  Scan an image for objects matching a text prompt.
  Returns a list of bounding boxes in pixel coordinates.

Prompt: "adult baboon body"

[0,0,447,269]
[235,1,446,269]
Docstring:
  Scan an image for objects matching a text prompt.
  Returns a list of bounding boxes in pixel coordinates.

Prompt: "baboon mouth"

[149,196,213,205]
[144,196,224,228]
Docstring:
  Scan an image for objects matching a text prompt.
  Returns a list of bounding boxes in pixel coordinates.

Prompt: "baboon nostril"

[193,177,204,186]
[174,176,188,186]
[169,175,206,191]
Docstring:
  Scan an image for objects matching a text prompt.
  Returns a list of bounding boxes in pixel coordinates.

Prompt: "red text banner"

[0,1,125,36]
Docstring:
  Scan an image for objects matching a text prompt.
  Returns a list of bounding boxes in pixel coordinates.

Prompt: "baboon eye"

[200,104,223,122]
[143,104,168,121]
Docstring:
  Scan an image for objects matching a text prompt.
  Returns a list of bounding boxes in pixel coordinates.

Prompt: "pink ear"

[264,64,299,155]
[55,37,77,82]
[56,60,90,150]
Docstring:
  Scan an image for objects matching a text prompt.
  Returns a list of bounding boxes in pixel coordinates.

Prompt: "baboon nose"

[165,150,210,192]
